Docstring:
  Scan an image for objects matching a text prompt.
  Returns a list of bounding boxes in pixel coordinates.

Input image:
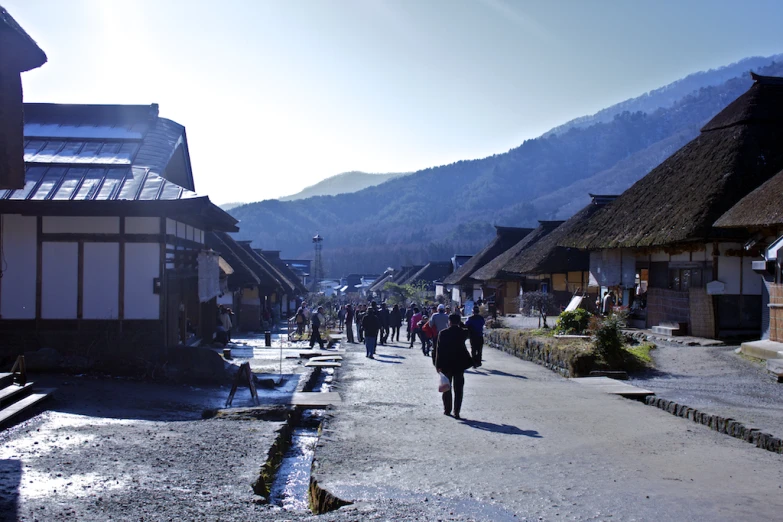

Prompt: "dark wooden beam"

[35,216,42,321]
[77,240,84,319]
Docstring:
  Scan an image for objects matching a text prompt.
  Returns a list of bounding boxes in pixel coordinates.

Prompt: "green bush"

[589,315,625,366]
[554,309,592,335]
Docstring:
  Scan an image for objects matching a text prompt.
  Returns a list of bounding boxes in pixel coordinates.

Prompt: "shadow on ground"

[459,418,542,437]
[0,459,20,522]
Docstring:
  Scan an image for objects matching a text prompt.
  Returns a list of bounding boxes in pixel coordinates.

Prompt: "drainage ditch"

[255,364,350,513]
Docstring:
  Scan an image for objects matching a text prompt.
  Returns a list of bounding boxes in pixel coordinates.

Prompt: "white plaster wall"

[125,217,160,234]
[590,250,636,287]
[83,242,119,319]
[166,218,177,235]
[43,216,119,234]
[742,256,763,295]
[176,221,187,239]
[124,243,160,319]
[0,214,36,319]
[650,251,668,262]
[670,252,690,262]
[718,255,741,294]
[692,250,707,262]
[186,225,194,241]
[41,242,78,319]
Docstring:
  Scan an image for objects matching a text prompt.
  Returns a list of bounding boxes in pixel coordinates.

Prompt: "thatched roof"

[559,73,783,250]
[206,232,277,290]
[472,222,563,281]
[392,265,422,285]
[368,272,394,293]
[442,226,533,285]
[492,197,617,277]
[403,261,453,288]
[714,168,783,228]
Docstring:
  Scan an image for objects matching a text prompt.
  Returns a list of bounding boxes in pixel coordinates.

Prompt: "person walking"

[345,304,355,343]
[389,304,402,343]
[409,307,423,349]
[219,306,233,343]
[309,306,326,349]
[379,303,391,345]
[337,305,346,331]
[434,313,473,419]
[465,307,486,368]
[428,304,450,362]
[405,303,415,342]
[362,306,381,359]
[356,304,366,343]
[421,316,435,356]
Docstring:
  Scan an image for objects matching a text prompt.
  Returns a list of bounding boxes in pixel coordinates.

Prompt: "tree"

[383,281,431,307]
[520,291,555,328]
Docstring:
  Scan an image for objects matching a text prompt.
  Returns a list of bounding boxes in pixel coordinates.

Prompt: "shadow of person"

[376,354,405,360]
[466,368,528,380]
[0,459,21,521]
[459,419,542,437]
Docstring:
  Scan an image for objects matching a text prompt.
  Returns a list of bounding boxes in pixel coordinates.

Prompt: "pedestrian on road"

[338,305,346,330]
[345,304,355,343]
[428,304,450,361]
[356,304,366,342]
[405,303,415,341]
[409,307,423,349]
[389,304,403,343]
[362,307,381,359]
[421,317,435,356]
[379,303,391,344]
[309,306,326,349]
[465,307,486,367]
[434,313,473,419]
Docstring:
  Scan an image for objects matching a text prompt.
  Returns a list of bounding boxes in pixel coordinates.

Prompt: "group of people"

[342,302,405,358]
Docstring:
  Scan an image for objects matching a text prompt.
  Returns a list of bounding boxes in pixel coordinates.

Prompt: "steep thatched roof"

[472,221,563,281]
[442,226,533,285]
[714,168,783,228]
[392,265,423,285]
[559,73,783,250]
[369,272,394,293]
[498,197,617,276]
[206,232,278,290]
[403,261,453,288]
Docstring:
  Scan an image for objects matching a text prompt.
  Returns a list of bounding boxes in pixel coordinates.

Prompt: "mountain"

[219,202,246,211]
[228,56,783,277]
[279,171,410,201]
[544,54,783,137]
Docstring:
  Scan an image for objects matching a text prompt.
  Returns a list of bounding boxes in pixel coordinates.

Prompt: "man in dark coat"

[356,304,365,342]
[465,307,486,367]
[345,304,355,343]
[362,307,382,359]
[378,303,391,345]
[434,313,472,419]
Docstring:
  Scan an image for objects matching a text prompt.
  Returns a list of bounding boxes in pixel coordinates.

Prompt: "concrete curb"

[643,395,783,454]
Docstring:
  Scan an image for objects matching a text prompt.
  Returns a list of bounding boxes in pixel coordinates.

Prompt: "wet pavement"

[630,343,783,439]
[313,335,783,520]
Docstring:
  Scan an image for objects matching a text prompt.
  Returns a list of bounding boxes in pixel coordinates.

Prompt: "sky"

[8,0,783,204]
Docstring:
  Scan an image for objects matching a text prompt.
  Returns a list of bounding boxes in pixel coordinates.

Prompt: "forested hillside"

[230,58,783,276]
[279,171,409,201]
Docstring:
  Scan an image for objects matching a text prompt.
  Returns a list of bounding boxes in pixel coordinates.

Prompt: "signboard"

[706,280,725,295]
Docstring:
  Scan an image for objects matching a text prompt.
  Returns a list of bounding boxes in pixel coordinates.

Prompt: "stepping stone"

[289,391,342,407]
[309,355,343,362]
[300,350,345,359]
[305,360,342,368]
[0,388,55,429]
[571,377,654,398]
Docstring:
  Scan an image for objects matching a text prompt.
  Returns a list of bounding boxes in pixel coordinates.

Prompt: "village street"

[311,336,783,521]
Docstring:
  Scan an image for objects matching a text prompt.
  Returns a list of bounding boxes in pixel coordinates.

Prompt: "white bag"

[438,372,451,393]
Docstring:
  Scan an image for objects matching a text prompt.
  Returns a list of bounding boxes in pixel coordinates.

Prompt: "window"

[668,268,702,291]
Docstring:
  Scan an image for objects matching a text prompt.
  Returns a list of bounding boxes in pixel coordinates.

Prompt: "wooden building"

[559,73,783,338]
[0,103,237,367]
[441,226,533,311]
[0,6,47,189]
[471,222,561,314]
[473,196,616,313]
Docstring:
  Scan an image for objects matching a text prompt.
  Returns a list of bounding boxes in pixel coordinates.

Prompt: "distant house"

[714,169,783,344]
[471,223,560,315]
[0,103,237,366]
[559,73,783,338]
[282,258,311,288]
[442,226,533,310]
[473,196,616,315]
[0,6,47,190]
[401,261,453,292]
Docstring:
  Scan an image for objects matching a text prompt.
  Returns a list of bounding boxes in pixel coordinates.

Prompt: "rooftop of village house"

[558,72,783,251]
[471,221,563,281]
[0,5,46,72]
[442,226,534,286]
[714,168,783,229]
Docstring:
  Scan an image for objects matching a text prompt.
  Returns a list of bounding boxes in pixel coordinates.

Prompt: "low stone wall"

[646,287,689,330]
[484,329,595,378]
[644,396,783,454]
[770,283,783,342]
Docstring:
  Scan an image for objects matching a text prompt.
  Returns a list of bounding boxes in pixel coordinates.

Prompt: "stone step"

[0,382,34,405]
[0,373,13,388]
[571,377,654,398]
[0,388,54,429]
[740,340,783,361]
[289,391,342,407]
[766,358,783,381]
[651,325,682,336]
[305,360,342,368]
[309,355,343,362]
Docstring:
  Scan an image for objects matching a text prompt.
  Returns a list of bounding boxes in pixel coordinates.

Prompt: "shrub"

[520,291,555,328]
[554,309,592,335]
[589,314,625,366]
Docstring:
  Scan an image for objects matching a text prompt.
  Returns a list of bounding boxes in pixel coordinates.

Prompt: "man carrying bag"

[434,313,473,420]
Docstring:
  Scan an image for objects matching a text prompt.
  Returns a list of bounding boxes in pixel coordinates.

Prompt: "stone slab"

[300,350,346,359]
[739,340,783,361]
[309,355,344,362]
[571,376,654,397]
[305,360,342,368]
[766,358,783,376]
[289,391,342,407]
[0,388,54,428]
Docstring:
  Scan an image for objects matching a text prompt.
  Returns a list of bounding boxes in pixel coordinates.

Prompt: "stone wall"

[646,287,690,330]
[689,288,715,338]
[770,283,783,342]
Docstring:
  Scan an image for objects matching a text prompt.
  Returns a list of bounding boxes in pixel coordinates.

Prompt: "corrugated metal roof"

[0,165,197,201]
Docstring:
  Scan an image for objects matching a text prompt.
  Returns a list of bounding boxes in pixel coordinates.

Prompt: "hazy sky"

[9,0,783,204]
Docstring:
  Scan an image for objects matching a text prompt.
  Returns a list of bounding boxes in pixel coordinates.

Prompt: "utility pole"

[311,233,324,293]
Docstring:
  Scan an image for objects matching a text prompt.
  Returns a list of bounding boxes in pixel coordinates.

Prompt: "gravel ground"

[313,336,783,521]
[630,342,783,438]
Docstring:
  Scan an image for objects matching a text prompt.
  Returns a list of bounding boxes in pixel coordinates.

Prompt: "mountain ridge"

[279,171,410,201]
